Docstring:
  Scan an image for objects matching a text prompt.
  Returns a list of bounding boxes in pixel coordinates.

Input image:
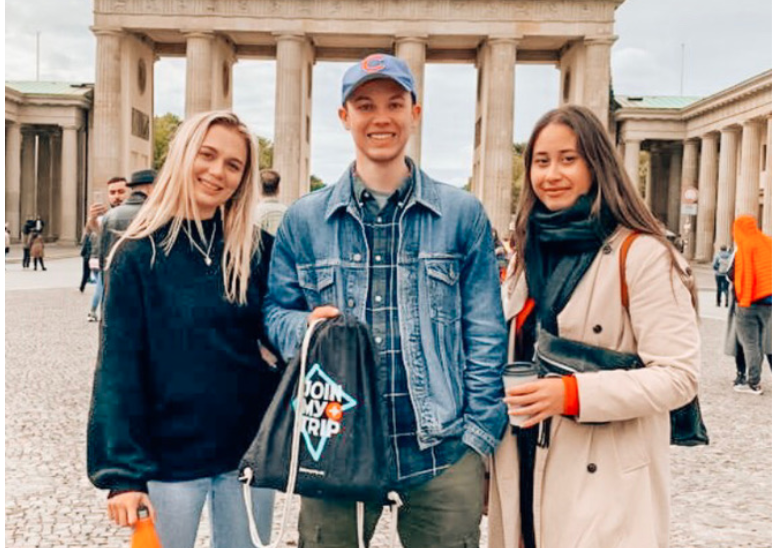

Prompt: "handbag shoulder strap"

[619,231,641,311]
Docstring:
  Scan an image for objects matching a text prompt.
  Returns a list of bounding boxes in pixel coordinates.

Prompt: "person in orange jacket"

[732,215,772,395]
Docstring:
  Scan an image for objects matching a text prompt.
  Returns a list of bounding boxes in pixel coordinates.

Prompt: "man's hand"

[86,203,107,231]
[308,305,340,325]
[107,491,155,527]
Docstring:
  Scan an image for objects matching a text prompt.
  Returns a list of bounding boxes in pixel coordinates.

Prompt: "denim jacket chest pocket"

[424,258,462,324]
[298,264,336,308]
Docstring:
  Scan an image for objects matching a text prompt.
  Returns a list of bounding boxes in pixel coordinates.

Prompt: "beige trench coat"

[488,228,700,548]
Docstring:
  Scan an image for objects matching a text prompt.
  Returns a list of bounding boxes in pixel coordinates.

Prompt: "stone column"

[715,127,740,250]
[736,119,763,219]
[649,146,667,222]
[623,138,642,193]
[21,131,36,225]
[679,139,700,259]
[37,134,53,238]
[59,126,79,244]
[185,32,215,117]
[666,145,682,234]
[395,35,427,165]
[695,133,720,262]
[273,34,309,204]
[763,116,772,235]
[92,28,123,191]
[480,37,518,236]
[6,122,22,239]
[583,36,617,129]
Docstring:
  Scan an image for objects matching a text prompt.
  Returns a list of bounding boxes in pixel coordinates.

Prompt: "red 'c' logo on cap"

[362,54,385,73]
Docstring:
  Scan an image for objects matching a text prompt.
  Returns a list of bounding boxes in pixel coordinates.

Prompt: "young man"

[253,169,288,236]
[264,53,506,547]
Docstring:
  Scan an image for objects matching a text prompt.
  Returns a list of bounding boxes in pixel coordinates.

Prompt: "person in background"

[85,176,129,322]
[731,215,772,395]
[489,105,699,548]
[712,244,732,307]
[253,169,288,236]
[22,216,34,269]
[30,231,46,271]
[87,110,279,548]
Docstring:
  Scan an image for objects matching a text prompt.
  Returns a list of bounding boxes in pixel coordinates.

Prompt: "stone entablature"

[90,0,624,236]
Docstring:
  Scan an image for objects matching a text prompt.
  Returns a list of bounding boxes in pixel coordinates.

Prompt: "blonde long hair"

[108,110,260,304]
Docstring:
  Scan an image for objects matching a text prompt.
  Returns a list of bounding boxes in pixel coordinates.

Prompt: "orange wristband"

[562,375,580,416]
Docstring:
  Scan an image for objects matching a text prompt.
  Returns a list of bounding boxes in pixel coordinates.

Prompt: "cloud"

[612,47,678,96]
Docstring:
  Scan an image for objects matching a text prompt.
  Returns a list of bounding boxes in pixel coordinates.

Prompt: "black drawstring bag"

[240,315,391,502]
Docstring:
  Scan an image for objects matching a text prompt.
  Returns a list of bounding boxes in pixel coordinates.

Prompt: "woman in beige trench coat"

[488,105,700,548]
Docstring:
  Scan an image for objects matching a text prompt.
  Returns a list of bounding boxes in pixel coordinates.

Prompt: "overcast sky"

[6,0,772,187]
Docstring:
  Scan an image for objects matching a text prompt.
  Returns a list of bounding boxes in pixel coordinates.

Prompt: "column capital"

[701,131,720,141]
[90,26,124,37]
[584,34,618,46]
[273,32,309,44]
[394,34,428,44]
[742,117,764,128]
[624,137,642,144]
[182,30,215,40]
[487,35,522,47]
[61,124,81,132]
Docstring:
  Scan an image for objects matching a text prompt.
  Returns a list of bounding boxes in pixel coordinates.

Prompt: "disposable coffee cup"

[503,361,538,427]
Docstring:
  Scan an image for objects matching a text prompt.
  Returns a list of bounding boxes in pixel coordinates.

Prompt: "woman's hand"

[107,491,156,527]
[503,378,566,429]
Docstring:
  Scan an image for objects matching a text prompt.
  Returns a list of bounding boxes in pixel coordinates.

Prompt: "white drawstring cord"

[242,318,401,548]
[386,491,403,548]
[242,318,325,548]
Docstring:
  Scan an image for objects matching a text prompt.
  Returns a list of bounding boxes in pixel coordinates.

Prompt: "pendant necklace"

[183,223,216,266]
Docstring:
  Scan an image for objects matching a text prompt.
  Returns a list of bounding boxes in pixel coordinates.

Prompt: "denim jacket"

[263,162,507,456]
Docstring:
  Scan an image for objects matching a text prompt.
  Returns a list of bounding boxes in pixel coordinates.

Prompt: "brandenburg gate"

[92,0,621,234]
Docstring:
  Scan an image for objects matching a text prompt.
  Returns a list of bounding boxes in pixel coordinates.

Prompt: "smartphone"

[92,190,105,205]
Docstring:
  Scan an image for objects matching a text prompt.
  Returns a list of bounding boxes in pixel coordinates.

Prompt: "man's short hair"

[260,169,281,196]
[107,176,127,185]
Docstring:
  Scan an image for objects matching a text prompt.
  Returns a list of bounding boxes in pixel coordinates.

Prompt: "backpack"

[716,252,731,275]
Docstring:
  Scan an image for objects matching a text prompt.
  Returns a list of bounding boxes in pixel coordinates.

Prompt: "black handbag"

[535,328,709,446]
[533,231,709,447]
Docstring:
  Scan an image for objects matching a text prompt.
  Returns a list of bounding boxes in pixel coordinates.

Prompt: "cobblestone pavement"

[5,258,771,547]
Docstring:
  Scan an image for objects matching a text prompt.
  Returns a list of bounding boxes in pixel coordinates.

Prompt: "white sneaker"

[87,312,98,323]
[734,384,763,395]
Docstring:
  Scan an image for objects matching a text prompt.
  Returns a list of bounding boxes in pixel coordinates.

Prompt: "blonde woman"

[87,111,279,548]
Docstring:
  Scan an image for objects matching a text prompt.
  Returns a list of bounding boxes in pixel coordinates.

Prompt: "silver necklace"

[183,223,216,266]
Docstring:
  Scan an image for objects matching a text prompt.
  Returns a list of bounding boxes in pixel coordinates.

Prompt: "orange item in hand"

[131,507,162,548]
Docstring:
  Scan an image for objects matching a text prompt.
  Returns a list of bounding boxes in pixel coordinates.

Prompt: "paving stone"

[4,258,771,547]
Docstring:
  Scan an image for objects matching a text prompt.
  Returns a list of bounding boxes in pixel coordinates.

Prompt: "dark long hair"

[512,105,696,303]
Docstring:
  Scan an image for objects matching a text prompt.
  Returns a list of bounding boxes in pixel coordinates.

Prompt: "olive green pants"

[298,449,484,548]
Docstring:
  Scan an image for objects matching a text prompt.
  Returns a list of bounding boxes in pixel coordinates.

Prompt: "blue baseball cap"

[341,53,417,105]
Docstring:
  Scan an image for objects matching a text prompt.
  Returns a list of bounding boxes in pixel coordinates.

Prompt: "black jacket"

[87,217,279,493]
[99,191,148,270]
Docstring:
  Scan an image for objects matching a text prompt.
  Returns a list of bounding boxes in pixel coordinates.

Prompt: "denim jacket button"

[353,253,362,262]
[347,298,356,308]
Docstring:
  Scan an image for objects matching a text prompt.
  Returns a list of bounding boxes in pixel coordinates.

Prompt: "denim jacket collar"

[325,157,442,221]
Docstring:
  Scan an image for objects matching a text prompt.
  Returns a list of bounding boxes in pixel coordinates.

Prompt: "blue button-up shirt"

[352,170,465,486]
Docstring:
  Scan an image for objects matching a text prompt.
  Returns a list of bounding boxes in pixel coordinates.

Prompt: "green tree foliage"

[257,136,274,170]
[511,142,526,213]
[310,175,325,192]
[153,113,182,170]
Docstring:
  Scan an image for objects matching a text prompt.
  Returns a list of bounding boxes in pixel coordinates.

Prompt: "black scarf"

[524,194,617,334]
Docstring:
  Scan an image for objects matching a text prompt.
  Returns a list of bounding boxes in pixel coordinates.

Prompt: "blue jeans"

[90,271,103,313]
[148,470,275,548]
